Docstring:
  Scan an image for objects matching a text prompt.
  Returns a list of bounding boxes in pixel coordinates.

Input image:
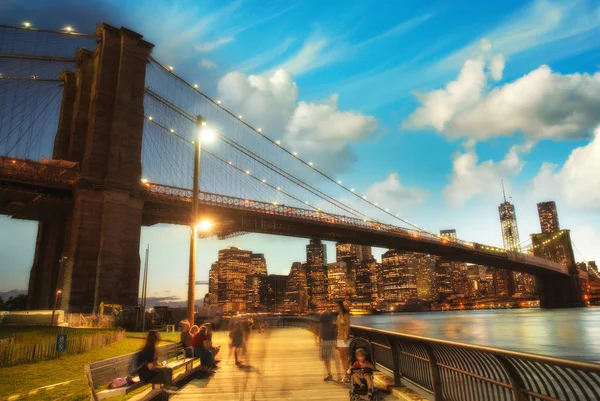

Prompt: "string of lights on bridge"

[16,21,90,36]
[527,231,566,251]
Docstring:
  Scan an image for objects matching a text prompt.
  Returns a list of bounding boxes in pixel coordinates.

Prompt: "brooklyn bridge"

[0,23,597,314]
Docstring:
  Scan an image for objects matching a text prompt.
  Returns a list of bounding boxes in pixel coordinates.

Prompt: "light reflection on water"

[352,307,600,363]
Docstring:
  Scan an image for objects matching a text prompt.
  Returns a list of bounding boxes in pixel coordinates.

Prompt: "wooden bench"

[85,341,198,400]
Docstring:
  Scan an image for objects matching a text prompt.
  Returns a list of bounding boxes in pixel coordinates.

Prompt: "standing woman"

[335,300,351,382]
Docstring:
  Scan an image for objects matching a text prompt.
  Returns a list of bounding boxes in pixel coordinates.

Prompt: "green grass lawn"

[0,331,181,401]
[0,325,121,345]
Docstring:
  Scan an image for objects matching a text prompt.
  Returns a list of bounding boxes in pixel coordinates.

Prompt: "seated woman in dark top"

[135,331,174,389]
[192,326,215,372]
[202,323,220,360]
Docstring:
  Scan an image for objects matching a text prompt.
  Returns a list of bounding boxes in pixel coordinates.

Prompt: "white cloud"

[364,173,428,213]
[530,126,600,211]
[333,0,600,111]
[356,13,434,48]
[436,0,600,74]
[195,37,234,52]
[199,59,218,69]
[488,54,505,81]
[405,55,600,141]
[234,38,296,73]
[217,69,378,173]
[406,58,487,133]
[274,33,340,76]
[218,69,298,136]
[444,143,532,207]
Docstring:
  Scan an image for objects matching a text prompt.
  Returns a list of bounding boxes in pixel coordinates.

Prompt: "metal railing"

[272,317,600,401]
[0,156,78,186]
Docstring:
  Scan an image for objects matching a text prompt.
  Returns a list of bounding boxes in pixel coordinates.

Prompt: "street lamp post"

[187,115,204,324]
[51,290,62,326]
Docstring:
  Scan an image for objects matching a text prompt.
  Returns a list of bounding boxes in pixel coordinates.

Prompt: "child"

[351,348,374,396]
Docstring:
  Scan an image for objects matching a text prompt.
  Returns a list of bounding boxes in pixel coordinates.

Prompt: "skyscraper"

[498,188,521,252]
[284,262,308,313]
[492,269,515,297]
[537,201,560,233]
[498,187,531,294]
[306,239,328,308]
[380,250,417,302]
[435,230,457,299]
[434,258,453,298]
[440,229,457,241]
[355,258,378,301]
[327,261,350,300]
[249,253,267,275]
[335,242,373,293]
[414,254,435,300]
[264,275,287,313]
[215,247,252,313]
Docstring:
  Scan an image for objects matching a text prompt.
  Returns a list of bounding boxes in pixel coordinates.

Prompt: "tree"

[0,296,4,310]
[4,294,27,311]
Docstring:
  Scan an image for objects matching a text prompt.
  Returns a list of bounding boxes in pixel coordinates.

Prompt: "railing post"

[422,343,444,401]
[388,335,402,387]
[495,355,528,401]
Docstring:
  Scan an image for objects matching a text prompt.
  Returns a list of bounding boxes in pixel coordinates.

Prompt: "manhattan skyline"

[1,0,600,306]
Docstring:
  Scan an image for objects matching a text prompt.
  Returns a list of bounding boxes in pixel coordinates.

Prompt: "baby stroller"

[348,337,382,401]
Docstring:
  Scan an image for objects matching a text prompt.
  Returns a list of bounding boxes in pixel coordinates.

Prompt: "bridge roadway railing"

[270,316,600,401]
[145,182,567,273]
[0,156,78,187]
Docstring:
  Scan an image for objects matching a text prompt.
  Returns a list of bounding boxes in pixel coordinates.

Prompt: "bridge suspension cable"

[145,57,434,235]
[143,114,351,216]
[143,87,375,222]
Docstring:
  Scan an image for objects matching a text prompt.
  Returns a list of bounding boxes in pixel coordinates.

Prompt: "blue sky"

[1,0,600,304]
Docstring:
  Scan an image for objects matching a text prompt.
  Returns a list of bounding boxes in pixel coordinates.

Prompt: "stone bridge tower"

[27,24,153,313]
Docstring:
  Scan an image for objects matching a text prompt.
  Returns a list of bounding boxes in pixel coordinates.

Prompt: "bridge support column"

[538,270,585,308]
[59,189,143,313]
[50,24,153,313]
[27,213,69,310]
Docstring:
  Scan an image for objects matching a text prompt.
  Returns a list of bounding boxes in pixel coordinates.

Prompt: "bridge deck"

[171,328,393,401]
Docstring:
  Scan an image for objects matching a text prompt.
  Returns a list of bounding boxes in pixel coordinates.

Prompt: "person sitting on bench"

[135,331,175,389]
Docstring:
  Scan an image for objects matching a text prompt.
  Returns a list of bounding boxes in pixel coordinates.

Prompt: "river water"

[352,307,600,363]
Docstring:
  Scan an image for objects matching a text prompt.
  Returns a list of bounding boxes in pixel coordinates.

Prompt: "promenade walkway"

[170,327,393,401]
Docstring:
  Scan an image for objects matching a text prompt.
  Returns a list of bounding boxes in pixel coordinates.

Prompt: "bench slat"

[95,381,145,400]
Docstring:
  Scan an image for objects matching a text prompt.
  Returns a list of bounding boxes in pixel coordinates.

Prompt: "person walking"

[335,300,351,382]
[319,310,341,381]
[229,321,244,366]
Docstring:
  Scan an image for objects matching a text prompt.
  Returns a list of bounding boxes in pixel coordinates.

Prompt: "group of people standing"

[319,300,352,382]
[180,320,220,373]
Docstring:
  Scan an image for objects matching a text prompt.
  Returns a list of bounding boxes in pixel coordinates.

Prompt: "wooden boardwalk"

[170,328,394,401]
